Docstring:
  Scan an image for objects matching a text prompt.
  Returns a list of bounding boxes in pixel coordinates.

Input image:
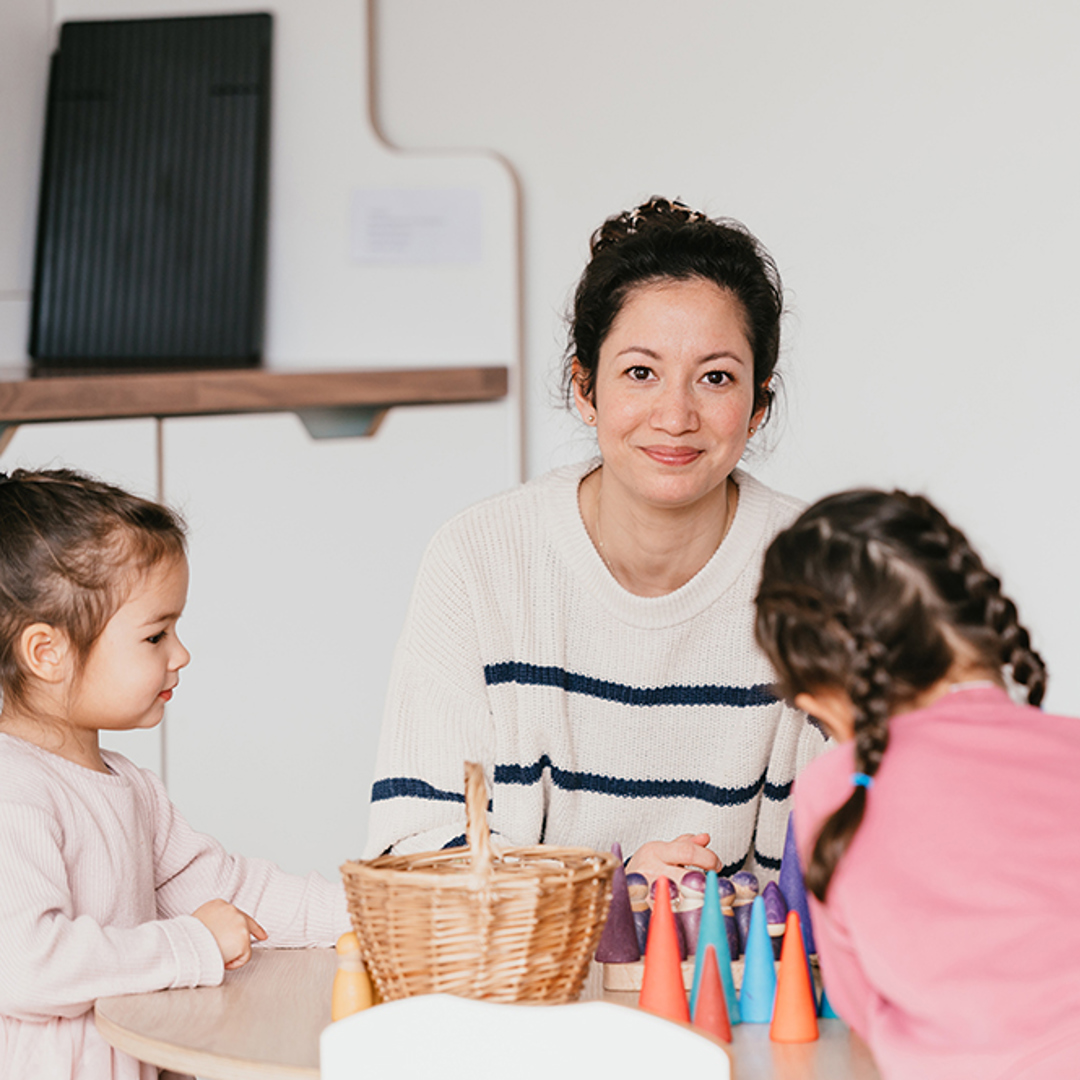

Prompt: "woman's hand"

[626,832,720,884]
[193,898,268,970]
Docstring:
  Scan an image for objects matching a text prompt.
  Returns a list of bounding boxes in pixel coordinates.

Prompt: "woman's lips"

[641,446,702,466]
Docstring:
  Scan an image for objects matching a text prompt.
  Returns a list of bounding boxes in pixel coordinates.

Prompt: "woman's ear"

[18,624,72,684]
[570,358,596,425]
[749,377,772,434]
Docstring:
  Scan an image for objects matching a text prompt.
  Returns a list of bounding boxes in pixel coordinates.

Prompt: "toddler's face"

[68,556,191,735]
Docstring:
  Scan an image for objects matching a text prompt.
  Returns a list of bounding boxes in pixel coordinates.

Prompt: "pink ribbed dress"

[0,734,349,1079]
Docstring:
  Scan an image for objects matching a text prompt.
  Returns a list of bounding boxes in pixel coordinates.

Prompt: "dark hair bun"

[590,197,708,257]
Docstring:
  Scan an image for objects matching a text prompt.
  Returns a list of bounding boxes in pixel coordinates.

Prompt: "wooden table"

[95,949,881,1080]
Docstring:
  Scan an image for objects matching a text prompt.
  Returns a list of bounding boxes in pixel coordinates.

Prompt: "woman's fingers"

[626,836,721,882]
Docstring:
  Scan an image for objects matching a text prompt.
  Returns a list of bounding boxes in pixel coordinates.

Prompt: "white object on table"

[320,993,732,1079]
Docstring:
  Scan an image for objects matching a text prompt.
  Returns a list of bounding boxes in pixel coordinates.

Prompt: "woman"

[365,197,827,881]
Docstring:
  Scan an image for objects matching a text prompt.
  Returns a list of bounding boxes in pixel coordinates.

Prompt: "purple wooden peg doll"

[595,842,641,963]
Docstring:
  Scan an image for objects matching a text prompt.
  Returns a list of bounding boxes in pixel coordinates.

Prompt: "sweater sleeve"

[748,702,831,878]
[0,801,224,1021]
[144,770,350,947]
[364,524,497,857]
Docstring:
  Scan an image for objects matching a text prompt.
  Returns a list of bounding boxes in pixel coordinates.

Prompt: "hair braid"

[909,495,1047,707]
[803,629,892,901]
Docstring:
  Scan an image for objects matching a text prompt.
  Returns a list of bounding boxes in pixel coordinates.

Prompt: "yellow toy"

[331,932,376,1020]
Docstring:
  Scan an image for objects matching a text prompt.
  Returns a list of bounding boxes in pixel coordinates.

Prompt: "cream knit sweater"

[366,461,828,871]
[0,734,349,1080]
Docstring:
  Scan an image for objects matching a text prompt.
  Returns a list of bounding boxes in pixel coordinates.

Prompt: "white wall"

[375,0,1080,714]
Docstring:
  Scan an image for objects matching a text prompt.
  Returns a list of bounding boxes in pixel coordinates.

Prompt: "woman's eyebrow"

[613,345,750,365]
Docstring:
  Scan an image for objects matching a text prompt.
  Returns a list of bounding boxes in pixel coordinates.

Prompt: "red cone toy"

[692,944,732,1042]
[638,875,690,1023]
[770,911,819,1043]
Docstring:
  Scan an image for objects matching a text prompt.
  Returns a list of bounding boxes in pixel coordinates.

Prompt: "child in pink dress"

[754,488,1080,1079]
[0,469,350,1079]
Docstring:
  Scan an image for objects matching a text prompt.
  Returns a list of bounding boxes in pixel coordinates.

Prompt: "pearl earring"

[748,426,757,436]
[587,414,595,424]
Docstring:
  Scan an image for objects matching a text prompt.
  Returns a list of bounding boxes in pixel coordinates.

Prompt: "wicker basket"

[342,762,617,1004]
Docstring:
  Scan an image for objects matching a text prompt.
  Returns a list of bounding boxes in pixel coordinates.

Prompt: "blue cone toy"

[690,870,740,1024]
[739,895,777,1023]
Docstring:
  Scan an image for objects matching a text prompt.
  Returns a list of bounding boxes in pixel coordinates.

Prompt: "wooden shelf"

[0,365,509,439]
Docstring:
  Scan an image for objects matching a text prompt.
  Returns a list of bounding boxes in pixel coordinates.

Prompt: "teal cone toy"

[819,986,840,1019]
[739,895,777,1023]
[690,870,740,1024]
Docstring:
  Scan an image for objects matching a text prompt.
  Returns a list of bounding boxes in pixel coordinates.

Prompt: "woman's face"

[574,277,766,513]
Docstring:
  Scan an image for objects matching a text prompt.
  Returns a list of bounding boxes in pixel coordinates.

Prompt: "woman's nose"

[651,381,699,433]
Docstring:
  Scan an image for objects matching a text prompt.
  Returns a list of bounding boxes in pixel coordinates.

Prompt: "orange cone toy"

[638,875,690,1023]
[692,944,732,1042]
[770,911,819,1043]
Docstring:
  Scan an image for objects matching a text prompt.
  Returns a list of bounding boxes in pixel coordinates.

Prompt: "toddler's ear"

[794,690,856,743]
[19,624,71,684]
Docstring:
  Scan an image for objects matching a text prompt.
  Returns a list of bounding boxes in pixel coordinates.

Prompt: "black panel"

[30,13,272,372]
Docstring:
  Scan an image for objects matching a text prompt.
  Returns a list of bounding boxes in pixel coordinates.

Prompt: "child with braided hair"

[754,488,1080,1080]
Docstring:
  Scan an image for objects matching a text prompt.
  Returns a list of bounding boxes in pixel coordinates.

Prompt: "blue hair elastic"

[851,772,874,790]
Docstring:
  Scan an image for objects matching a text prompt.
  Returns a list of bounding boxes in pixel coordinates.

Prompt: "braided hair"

[563,196,783,422]
[754,489,1046,901]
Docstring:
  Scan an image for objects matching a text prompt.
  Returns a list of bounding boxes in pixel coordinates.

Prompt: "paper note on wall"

[350,188,483,264]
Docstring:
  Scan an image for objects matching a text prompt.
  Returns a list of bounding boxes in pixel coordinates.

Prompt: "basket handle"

[463,761,494,876]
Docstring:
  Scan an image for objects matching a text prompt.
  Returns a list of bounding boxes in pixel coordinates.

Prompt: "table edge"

[94,999,320,1080]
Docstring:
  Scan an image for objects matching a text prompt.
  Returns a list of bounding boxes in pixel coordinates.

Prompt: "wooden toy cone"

[778,813,816,955]
[595,843,641,962]
[770,911,819,1043]
[819,986,840,1019]
[739,895,777,1023]
[331,931,375,1020]
[692,945,732,1042]
[690,870,740,1024]
[638,875,690,1023]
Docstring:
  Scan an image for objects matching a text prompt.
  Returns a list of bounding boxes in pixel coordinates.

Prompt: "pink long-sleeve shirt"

[0,733,350,1080]
[793,685,1080,1079]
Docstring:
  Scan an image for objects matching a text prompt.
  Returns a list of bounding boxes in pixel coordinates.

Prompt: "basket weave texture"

[342,762,617,1004]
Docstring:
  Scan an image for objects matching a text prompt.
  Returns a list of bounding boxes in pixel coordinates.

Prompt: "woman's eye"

[703,370,732,386]
[626,365,653,381]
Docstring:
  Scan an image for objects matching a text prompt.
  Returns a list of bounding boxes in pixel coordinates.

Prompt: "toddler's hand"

[626,832,720,884]
[193,898,268,970]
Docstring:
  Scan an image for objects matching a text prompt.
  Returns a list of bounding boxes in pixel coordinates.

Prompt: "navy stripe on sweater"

[493,754,788,806]
[370,778,492,812]
[484,662,777,708]
[754,849,782,871]
[374,761,790,810]
[371,777,465,804]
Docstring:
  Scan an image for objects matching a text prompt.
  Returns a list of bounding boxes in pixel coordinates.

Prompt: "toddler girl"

[0,469,350,1079]
[754,488,1080,1079]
